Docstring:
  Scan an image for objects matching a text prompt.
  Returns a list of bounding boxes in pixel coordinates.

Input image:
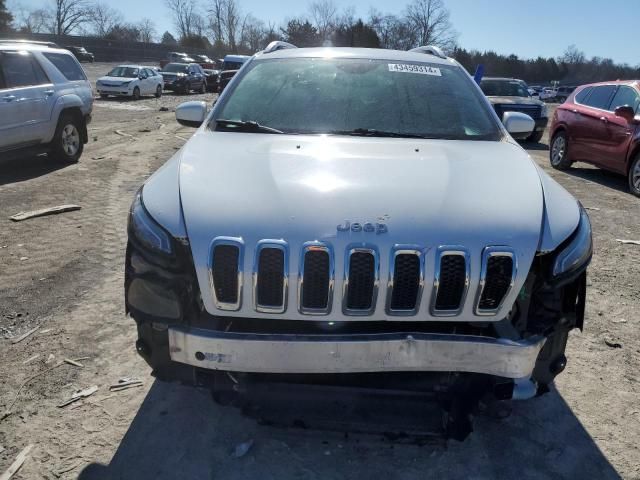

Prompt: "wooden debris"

[0,444,34,480]
[10,326,39,344]
[22,354,39,365]
[584,207,600,211]
[604,339,622,349]
[64,358,84,368]
[109,378,143,392]
[616,239,640,246]
[57,385,98,408]
[114,129,133,137]
[10,205,81,222]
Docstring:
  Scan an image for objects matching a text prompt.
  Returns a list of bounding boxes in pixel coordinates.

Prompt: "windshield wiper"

[215,119,283,134]
[330,128,427,139]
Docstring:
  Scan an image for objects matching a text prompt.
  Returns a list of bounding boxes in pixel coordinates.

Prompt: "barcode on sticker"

[388,64,442,76]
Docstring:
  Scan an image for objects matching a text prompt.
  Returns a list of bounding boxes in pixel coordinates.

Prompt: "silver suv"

[0,42,93,162]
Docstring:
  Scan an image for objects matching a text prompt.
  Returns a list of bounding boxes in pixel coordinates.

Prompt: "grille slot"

[255,245,286,312]
[300,245,332,314]
[344,249,377,314]
[388,252,422,314]
[210,240,243,310]
[432,249,469,315]
[476,248,516,315]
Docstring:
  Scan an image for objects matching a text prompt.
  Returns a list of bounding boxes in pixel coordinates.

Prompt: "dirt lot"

[0,62,639,480]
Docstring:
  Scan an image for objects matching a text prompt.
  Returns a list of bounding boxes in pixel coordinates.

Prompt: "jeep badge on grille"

[337,220,388,234]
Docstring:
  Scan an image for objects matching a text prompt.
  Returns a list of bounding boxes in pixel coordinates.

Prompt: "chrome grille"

[209,237,243,311]
[208,240,517,319]
[387,248,423,315]
[431,248,470,316]
[254,241,288,313]
[343,248,378,315]
[299,243,333,315]
[476,247,516,315]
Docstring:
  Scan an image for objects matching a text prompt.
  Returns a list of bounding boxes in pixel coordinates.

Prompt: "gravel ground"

[0,62,638,480]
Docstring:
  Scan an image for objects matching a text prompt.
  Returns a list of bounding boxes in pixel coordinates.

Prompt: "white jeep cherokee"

[125,43,591,437]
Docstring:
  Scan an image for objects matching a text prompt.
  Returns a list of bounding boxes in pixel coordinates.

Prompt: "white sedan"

[96,65,163,100]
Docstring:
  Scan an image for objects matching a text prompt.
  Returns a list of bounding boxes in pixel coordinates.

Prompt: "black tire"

[199,81,206,94]
[549,131,572,170]
[183,82,191,95]
[628,154,640,197]
[51,113,84,163]
[132,87,140,100]
[155,85,162,98]
[527,130,545,144]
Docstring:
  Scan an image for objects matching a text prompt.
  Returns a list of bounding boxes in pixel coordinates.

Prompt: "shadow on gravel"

[0,154,68,186]
[78,380,621,480]
[563,165,629,194]
[521,141,549,151]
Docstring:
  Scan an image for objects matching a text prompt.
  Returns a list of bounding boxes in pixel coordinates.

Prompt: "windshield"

[163,63,189,73]
[213,57,501,140]
[481,79,530,97]
[107,66,139,78]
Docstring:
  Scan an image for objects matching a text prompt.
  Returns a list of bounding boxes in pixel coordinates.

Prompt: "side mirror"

[176,101,207,128]
[614,105,636,123]
[502,111,535,139]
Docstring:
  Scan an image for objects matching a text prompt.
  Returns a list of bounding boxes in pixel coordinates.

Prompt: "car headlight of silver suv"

[128,190,173,255]
[552,206,592,278]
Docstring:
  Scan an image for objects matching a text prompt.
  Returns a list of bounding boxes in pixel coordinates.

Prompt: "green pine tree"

[0,0,13,33]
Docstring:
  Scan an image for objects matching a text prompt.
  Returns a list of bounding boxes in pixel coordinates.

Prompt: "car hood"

[487,96,543,106]
[177,132,550,320]
[98,76,135,83]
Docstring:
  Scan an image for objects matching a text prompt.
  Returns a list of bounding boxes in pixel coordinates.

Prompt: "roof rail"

[263,41,297,54]
[0,39,59,48]
[409,45,447,59]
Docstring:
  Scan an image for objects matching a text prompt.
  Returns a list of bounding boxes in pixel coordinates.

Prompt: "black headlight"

[551,206,592,279]
[128,189,173,255]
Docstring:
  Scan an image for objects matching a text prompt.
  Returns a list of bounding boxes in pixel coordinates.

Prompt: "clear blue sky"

[11,0,640,65]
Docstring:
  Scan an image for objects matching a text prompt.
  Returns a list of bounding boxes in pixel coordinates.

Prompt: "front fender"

[44,94,89,143]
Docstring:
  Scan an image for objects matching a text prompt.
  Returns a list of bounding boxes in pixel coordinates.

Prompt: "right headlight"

[128,189,173,255]
[552,206,592,278]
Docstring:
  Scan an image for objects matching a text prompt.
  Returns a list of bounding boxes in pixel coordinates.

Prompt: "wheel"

[199,81,206,94]
[132,87,140,100]
[550,131,572,170]
[51,113,83,163]
[527,130,544,144]
[183,82,191,95]
[628,154,640,197]
[155,85,162,98]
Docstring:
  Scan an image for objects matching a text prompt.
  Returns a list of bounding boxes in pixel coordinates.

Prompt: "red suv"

[549,80,640,196]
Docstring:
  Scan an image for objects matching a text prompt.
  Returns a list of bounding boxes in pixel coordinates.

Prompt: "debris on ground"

[10,205,81,222]
[109,378,143,392]
[45,354,55,364]
[232,439,254,458]
[57,385,99,408]
[114,130,133,138]
[64,358,84,368]
[22,354,39,365]
[19,257,28,261]
[0,444,34,480]
[616,239,640,246]
[159,106,169,111]
[604,339,622,349]
[584,207,600,211]
[10,326,40,344]
[612,318,627,324]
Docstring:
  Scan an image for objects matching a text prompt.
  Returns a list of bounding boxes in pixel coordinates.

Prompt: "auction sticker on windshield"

[388,64,442,76]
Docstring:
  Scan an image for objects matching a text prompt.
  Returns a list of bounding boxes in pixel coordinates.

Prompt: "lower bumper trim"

[168,328,546,379]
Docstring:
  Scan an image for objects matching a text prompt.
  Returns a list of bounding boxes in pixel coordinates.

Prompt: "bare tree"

[206,0,225,46]
[51,0,90,35]
[13,5,51,33]
[404,0,457,51]
[309,0,336,40]
[165,0,199,39]
[368,9,415,50]
[240,14,265,52]
[87,2,123,37]
[559,45,586,65]
[137,18,156,43]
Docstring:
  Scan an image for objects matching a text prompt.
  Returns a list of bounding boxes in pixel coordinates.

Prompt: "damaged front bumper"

[168,327,546,379]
